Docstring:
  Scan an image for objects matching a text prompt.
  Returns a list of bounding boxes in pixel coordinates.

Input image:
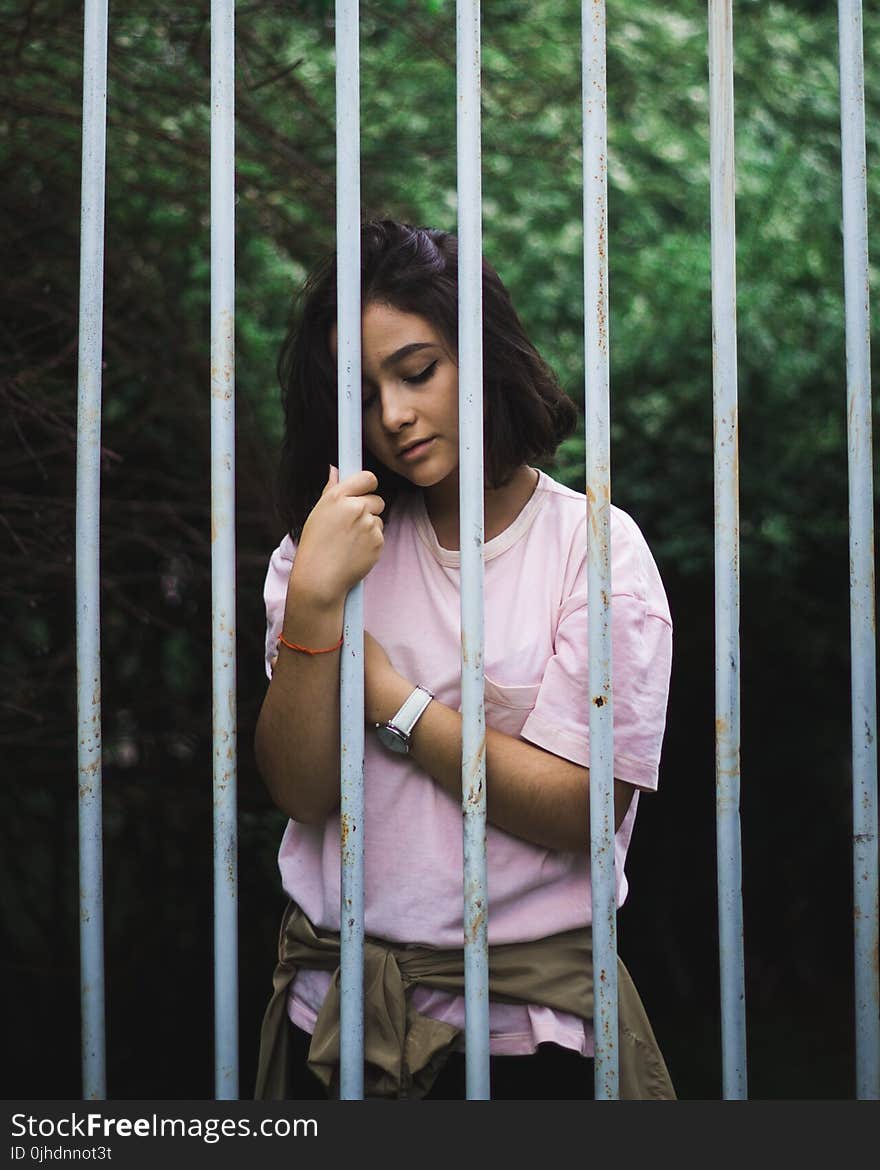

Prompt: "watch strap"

[389,685,434,737]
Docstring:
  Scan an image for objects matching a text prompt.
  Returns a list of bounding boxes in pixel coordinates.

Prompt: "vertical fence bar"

[335,0,365,1102]
[582,0,618,1102]
[707,0,748,1100]
[837,0,880,1102]
[456,0,491,1102]
[210,0,239,1101]
[75,0,109,1103]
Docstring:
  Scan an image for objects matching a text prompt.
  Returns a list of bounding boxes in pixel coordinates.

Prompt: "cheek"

[362,413,384,457]
[441,379,461,430]
[445,398,461,437]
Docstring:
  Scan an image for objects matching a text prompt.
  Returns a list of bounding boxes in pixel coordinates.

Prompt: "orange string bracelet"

[276,632,344,656]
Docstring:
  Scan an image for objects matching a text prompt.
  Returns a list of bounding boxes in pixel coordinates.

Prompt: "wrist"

[369,673,414,727]
[287,566,348,615]
[278,604,344,670]
[284,580,345,631]
[374,683,435,755]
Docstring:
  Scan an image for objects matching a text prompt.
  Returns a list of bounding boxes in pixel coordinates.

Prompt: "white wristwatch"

[375,685,434,754]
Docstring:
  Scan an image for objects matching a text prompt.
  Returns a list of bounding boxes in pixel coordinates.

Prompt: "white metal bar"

[708,0,748,1100]
[76,0,109,1104]
[582,0,618,1102]
[837,0,880,1102]
[456,0,491,1103]
[335,0,366,1103]
[210,0,239,1101]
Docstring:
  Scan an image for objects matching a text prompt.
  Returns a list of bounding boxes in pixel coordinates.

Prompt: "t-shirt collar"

[413,469,546,567]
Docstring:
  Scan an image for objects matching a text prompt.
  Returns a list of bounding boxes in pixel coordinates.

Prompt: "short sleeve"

[520,510,672,790]
[263,534,297,679]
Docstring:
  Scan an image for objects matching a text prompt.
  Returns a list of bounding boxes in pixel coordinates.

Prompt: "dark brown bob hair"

[276,218,577,539]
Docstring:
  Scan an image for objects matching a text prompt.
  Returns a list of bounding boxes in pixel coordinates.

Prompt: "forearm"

[405,697,592,852]
[254,593,345,823]
[367,659,635,852]
[256,468,387,821]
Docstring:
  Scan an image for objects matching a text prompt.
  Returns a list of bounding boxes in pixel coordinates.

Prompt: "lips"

[398,436,435,457]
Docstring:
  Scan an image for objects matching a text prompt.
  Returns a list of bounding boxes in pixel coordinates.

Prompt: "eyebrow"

[379,342,438,370]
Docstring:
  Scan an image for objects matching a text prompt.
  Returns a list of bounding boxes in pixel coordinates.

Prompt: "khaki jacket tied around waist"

[254,901,676,1101]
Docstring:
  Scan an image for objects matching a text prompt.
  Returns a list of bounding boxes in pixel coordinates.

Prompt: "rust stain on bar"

[467,735,487,782]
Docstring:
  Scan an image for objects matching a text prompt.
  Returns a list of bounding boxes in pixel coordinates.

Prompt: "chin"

[417,465,459,492]
[402,469,444,488]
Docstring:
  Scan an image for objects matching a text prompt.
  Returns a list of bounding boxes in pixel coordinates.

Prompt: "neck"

[425,465,538,549]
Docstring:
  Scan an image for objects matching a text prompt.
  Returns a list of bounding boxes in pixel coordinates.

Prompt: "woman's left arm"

[365,633,632,853]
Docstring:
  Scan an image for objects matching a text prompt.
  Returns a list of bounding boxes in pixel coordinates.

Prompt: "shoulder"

[263,532,297,611]
[533,472,669,619]
[273,532,298,565]
[608,507,670,620]
[533,469,585,513]
[530,471,587,552]
[266,532,297,579]
[532,470,645,558]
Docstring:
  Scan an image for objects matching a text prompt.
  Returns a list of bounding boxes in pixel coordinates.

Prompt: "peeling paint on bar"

[837,0,879,1102]
[75,0,108,1104]
[336,0,366,1103]
[708,0,748,1101]
[582,0,619,1102]
[457,0,491,1103]
[210,0,239,1102]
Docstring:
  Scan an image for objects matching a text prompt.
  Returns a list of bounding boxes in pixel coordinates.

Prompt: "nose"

[378,385,416,433]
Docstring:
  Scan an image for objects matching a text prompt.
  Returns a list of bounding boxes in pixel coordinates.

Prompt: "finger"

[338,469,379,496]
[360,493,386,516]
[321,464,340,496]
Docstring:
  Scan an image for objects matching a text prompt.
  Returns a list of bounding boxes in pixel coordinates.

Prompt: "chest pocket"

[480,675,542,738]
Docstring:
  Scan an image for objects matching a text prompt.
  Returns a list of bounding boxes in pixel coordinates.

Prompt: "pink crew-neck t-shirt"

[262,469,672,1056]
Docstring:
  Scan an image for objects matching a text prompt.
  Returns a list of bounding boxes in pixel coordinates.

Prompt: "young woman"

[253,220,675,1100]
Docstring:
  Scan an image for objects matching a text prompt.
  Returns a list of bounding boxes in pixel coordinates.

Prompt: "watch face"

[377,723,410,754]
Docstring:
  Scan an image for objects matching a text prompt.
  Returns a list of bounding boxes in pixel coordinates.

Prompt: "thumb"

[321,464,339,495]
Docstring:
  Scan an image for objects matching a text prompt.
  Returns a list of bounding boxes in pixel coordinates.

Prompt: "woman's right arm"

[254,467,385,823]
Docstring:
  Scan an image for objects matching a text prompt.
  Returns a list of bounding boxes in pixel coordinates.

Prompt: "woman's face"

[355,302,460,492]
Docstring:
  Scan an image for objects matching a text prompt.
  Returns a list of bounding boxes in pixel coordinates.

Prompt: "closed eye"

[403,360,438,385]
[362,359,439,409]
